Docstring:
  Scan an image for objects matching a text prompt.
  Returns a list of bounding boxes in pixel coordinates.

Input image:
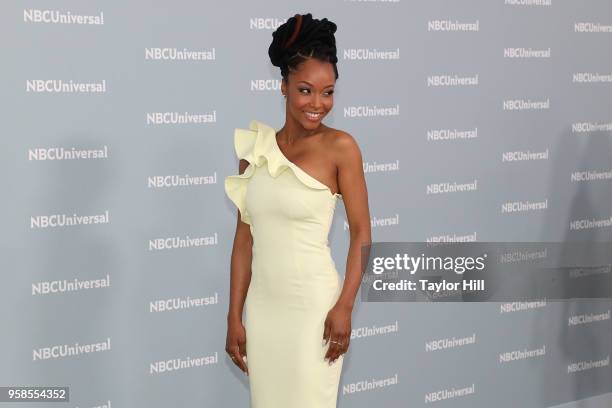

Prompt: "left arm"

[323,131,372,364]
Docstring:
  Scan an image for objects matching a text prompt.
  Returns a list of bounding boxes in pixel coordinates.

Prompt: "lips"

[304,111,323,120]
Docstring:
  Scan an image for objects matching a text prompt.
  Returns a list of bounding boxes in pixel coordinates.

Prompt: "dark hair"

[268,13,339,82]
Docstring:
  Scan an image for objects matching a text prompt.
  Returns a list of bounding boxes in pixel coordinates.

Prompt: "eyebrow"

[297,80,335,89]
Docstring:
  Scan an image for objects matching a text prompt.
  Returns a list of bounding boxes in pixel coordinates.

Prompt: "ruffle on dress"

[224,119,340,225]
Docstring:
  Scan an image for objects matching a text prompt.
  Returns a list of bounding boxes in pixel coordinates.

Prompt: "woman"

[224,13,371,407]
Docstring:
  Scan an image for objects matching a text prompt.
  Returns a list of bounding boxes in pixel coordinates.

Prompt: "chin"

[302,120,321,129]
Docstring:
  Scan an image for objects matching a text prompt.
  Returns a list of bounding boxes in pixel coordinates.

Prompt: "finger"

[322,321,331,345]
[325,339,342,362]
[342,338,350,355]
[327,345,341,363]
[323,320,331,344]
[230,347,248,374]
[324,340,332,360]
[238,341,248,375]
[339,336,350,355]
[238,339,247,358]
[232,351,248,374]
[329,334,350,361]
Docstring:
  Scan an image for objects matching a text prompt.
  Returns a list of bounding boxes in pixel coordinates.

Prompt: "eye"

[298,88,334,96]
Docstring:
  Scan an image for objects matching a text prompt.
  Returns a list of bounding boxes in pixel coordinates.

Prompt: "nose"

[311,93,322,110]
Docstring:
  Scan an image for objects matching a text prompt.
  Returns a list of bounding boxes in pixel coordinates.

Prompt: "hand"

[322,303,352,364]
[225,319,248,375]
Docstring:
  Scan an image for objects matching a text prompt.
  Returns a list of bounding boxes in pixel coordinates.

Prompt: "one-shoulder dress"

[224,119,345,408]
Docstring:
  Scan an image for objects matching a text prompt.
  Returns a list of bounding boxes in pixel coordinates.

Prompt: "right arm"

[225,158,252,375]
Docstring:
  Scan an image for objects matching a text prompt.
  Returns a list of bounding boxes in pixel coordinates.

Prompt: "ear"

[281,77,287,97]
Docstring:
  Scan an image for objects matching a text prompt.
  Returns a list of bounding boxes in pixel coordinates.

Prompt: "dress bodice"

[224,120,342,249]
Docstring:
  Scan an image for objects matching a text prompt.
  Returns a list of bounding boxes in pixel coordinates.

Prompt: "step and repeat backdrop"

[1,1,612,407]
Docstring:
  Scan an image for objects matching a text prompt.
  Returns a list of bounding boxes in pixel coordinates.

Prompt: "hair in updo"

[268,13,339,82]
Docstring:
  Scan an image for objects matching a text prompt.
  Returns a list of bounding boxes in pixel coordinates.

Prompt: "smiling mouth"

[304,111,323,120]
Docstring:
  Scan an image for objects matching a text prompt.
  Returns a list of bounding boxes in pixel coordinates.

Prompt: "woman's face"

[282,58,336,131]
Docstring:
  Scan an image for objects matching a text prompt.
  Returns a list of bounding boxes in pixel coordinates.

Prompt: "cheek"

[289,94,334,112]
[319,97,334,112]
[291,94,310,109]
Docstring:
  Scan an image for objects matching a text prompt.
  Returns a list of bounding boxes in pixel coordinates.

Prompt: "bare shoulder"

[323,128,363,163]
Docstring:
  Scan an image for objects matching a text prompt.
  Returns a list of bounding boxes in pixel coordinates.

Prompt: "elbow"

[349,224,371,244]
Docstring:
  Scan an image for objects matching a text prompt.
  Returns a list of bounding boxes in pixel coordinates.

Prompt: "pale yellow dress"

[224,119,345,407]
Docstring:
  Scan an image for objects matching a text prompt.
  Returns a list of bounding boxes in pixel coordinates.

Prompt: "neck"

[277,118,324,145]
